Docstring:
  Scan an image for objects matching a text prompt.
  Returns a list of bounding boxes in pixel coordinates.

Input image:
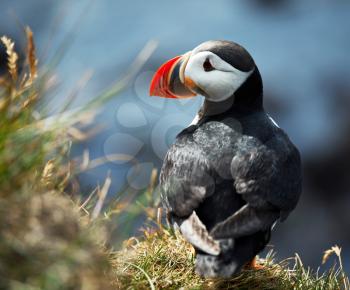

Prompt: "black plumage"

[158,40,302,277]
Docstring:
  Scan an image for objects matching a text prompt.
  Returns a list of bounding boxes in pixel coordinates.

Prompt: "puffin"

[149,40,302,278]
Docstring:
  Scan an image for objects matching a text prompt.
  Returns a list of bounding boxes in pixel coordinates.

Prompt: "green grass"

[111,223,349,290]
[0,30,349,290]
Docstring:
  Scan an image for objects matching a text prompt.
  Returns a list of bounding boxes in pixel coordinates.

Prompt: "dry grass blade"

[41,159,55,182]
[322,245,341,265]
[77,153,138,173]
[79,187,98,212]
[81,149,90,171]
[25,26,38,82]
[148,168,158,194]
[1,36,18,82]
[322,245,350,290]
[92,175,112,220]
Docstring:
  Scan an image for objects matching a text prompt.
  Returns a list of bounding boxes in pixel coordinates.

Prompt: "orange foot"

[247,256,264,270]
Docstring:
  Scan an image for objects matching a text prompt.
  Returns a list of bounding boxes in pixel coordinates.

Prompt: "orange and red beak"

[149,52,197,99]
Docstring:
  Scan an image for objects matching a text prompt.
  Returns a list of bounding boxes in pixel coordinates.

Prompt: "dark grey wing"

[160,136,222,255]
[211,129,302,239]
[160,135,215,218]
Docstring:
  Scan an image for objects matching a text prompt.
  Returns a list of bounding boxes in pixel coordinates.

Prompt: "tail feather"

[195,238,240,278]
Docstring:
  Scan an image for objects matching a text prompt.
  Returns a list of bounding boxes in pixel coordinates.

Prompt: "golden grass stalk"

[25,26,38,83]
[1,36,18,83]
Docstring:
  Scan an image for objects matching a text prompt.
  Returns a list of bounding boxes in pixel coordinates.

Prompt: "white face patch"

[184,51,253,102]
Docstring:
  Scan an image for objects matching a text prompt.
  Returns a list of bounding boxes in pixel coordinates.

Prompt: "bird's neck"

[198,67,264,119]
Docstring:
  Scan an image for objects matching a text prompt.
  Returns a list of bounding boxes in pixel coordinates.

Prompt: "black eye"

[203,58,214,72]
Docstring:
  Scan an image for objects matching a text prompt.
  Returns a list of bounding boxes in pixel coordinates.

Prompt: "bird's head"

[150,40,263,108]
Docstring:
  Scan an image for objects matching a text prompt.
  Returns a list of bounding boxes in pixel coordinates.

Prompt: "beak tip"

[149,54,196,99]
[148,56,182,99]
